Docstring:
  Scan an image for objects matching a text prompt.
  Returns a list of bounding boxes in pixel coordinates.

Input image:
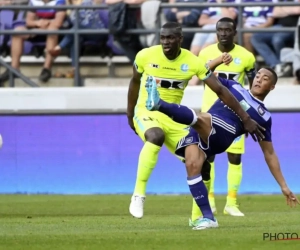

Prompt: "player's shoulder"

[137,45,161,57]
[201,43,218,53]
[199,43,218,56]
[233,44,255,58]
[180,48,202,63]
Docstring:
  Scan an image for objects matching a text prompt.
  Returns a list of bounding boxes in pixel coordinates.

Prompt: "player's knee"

[227,153,241,165]
[185,158,202,176]
[144,127,165,146]
[201,160,211,181]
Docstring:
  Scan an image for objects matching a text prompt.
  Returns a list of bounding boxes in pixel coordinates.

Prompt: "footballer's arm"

[207,56,223,72]
[204,74,250,123]
[207,53,232,72]
[127,66,142,126]
[204,73,265,140]
[260,140,299,206]
[259,140,288,190]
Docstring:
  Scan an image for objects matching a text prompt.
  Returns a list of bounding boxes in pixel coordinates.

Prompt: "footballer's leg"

[145,78,197,126]
[189,160,213,227]
[224,136,245,216]
[130,111,165,218]
[189,158,216,227]
[185,145,218,230]
[161,111,215,228]
[168,113,218,230]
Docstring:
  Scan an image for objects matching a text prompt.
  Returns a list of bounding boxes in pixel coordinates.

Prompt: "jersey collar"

[248,90,264,105]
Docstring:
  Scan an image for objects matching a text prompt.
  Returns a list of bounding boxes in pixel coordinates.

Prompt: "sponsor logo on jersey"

[149,64,160,69]
[240,99,251,111]
[215,71,240,82]
[180,64,189,72]
[154,77,186,89]
[162,66,176,71]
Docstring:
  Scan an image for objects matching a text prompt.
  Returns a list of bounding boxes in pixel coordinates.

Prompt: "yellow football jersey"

[134,45,211,114]
[200,43,256,112]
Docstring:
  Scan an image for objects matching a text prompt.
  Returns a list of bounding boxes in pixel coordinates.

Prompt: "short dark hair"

[161,22,182,35]
[263,67,278,85]
[217,17,237,30]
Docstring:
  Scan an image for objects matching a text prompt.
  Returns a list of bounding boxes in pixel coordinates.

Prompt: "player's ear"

[233,29,237,37]
[270,84,275,91]
[179,35,183,44]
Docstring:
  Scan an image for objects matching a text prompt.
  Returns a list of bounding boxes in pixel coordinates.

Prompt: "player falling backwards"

[192,17,256,221]
[127,21,264,225]
[145,67,300,229]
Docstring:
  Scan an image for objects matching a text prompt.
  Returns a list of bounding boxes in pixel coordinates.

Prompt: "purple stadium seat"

[7,20,34,55]
[0,10,14,29]
[0,10,15,56]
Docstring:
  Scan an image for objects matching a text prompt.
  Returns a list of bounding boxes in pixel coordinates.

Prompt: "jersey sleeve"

[134,49,146,74]
[217,76,237,88]
[202,8,210,16]
[198,47,208,60]
[245,53,256,79]
[263,118,272,142]
[195,57,212,80]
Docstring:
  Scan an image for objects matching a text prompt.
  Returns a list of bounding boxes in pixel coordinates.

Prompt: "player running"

[127,22,264,220]
[192,17,257,220]
[145,67,300,229]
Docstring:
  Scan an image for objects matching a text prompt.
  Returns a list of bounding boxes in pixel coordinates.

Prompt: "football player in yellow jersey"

[189,17,257,224]
[127,22,264,225]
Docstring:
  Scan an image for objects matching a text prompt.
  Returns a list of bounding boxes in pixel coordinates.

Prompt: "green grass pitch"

[0,194,299,250]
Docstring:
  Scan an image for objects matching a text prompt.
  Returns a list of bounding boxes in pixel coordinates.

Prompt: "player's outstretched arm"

[208,53,233,72]
[203,73,265,141]
[259,140,300,207]
[127,66,142,133]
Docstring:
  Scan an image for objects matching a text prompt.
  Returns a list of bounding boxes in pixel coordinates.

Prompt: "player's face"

[251,69,275,96]
[160,28,183,59]
[216,22,236,46]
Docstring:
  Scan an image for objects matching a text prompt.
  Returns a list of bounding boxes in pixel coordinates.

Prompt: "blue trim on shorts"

[175,128,200,158]
[134,116,145,132]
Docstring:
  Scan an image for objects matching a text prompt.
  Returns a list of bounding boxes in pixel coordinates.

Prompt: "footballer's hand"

[242,117,265,142]
[281,186,300,207]
[127,115,137,135]
[222,52,233,65]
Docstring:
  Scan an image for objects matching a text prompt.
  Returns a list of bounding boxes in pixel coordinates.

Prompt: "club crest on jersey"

[149,63,159,69]
[234,58,241,65]
[180,64,189,72]
[233,135,242,143]
[257,105,265,116]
